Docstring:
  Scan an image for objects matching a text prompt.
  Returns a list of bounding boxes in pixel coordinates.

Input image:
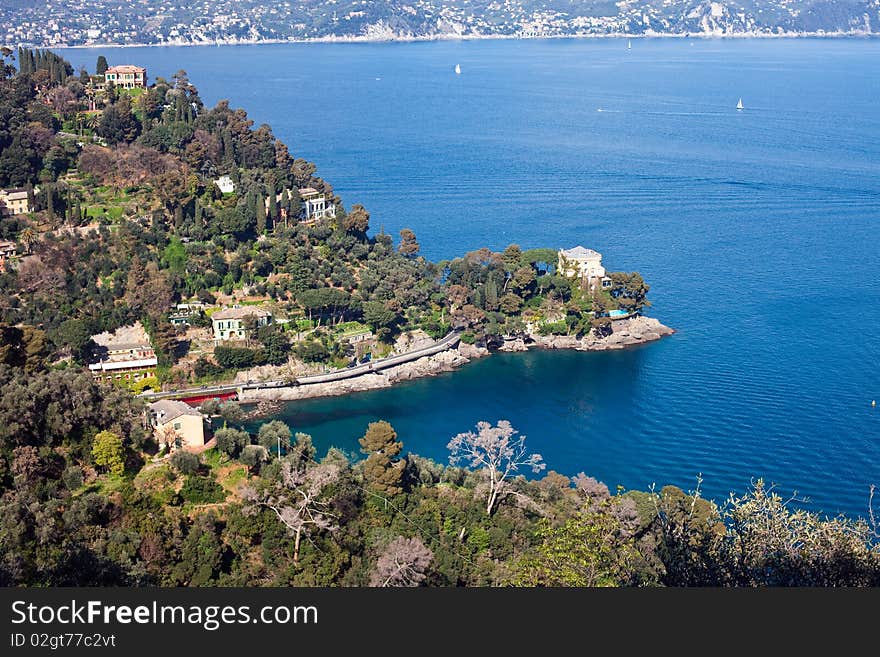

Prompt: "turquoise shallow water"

[63,39,880,517]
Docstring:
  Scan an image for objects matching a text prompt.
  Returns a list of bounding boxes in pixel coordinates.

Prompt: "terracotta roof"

[106,65,146,74]
[298,187,321,198]
[212,306,271,320]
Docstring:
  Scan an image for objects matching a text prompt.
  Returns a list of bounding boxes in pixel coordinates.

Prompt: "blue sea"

[62,39,880,518]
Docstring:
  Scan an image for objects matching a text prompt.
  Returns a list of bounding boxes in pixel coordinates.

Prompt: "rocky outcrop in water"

[510,315,675,352]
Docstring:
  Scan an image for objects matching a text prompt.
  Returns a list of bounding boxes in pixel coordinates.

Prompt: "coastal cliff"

[240,316,673,403]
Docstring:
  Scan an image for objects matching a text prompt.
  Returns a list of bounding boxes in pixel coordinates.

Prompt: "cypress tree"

[255,188,267,235]
[46,187,54,219]
[267,188,278,224]
[485,277,499,311]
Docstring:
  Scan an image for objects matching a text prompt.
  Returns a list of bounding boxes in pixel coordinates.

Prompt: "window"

[173,422,181,430]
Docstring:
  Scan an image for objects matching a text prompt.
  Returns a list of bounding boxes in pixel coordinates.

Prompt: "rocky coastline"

[239,315,673,406]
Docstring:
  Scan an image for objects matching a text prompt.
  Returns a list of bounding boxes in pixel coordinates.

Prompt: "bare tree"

[369,536,434,587]
[447,420,545,515]
[242,462,339,565]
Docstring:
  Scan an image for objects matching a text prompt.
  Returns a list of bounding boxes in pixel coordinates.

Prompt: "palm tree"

[18,227,37,254]
[85,112,99,135]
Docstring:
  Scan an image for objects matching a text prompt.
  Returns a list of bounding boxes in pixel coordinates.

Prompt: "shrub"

[170,450,200,475]
[213,346,257,370]
[296,340,329,363]
[180,474,227,504]
[131,376,160,393]
[62,465,84,491]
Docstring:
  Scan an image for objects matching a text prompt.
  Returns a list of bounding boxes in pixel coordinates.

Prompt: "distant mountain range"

[3,0,879,48]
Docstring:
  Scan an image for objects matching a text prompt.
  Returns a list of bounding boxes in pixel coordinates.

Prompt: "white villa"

[214,175,235,194]
[558,246,612,291]
[299,187,336,221]
[211,306,272,342]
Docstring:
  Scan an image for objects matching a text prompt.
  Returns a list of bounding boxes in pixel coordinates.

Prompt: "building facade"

[149,400,205,450]
[214,175,235,194]
[212,306,272,341]
[299,187,336,222]
[88,322,157,382]
[0,240,17,273]
[558,246,612,291]
[104,65,147,89]
[0,188,32,216]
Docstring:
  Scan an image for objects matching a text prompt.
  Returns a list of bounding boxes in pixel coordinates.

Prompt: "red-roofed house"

[104,65,147,89]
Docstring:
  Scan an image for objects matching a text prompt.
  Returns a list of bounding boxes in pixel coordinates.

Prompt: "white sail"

[454,64,461,75]
[627,39,632,49]
[736,97,744,110]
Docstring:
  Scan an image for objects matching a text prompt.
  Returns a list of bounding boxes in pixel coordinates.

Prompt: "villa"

[212,306,272,342]
[149,399,205,450]
[104,65,147,89]
[299,187,336,222]
[558,246,612,291]
[214,175,235,194]
[0,188,32,216]
[88,321,157,382]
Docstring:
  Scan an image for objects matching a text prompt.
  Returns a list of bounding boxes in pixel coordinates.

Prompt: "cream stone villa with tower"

[558,246,612,291]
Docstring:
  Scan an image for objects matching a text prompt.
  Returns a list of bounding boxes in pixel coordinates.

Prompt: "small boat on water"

[627,39,632,50]
[736,97,744,111]
[454,63,461,75]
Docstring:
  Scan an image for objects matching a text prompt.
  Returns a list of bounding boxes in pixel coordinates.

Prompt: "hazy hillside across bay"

[3,0,880,47]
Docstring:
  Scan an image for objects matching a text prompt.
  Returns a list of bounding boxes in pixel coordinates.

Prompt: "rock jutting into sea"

[239,315,673,404]
[498,315,675,352]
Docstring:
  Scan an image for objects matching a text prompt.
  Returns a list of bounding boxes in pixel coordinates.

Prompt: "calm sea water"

[62,39,880,517]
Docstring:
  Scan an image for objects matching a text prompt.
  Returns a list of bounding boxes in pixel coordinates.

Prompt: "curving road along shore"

[140,330,464,402]
[239,315,674,405]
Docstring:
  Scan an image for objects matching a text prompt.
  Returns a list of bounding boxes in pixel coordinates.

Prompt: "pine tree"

[359,421,405,496]
[96,55,108,76]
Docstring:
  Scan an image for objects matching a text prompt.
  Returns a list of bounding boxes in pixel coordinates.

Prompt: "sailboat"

[627,39,632,50]
[736,98,744,111]
[454,63,461,75]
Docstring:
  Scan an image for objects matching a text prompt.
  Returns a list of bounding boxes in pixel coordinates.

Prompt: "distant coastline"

[40,30,880,50]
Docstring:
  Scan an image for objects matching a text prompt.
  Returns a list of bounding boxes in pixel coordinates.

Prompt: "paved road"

[140,330,462,402]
